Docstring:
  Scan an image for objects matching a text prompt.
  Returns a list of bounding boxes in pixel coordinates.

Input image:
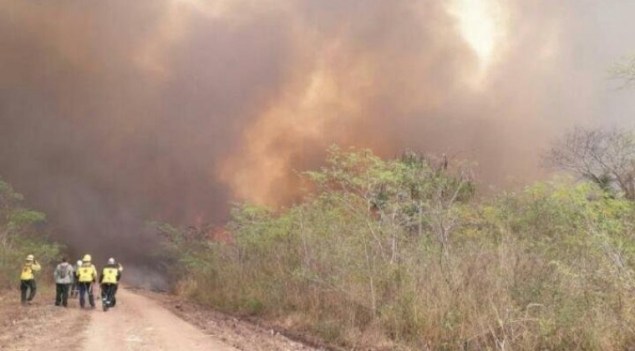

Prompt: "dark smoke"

[0,1,633,269]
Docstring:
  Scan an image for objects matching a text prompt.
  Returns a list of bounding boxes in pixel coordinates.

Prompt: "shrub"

[0,178,60,288]
[161,148,635,350]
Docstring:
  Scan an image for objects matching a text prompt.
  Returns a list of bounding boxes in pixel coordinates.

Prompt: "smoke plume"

[0,0,633,265]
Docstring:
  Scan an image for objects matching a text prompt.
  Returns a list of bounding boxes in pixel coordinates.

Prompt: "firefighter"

[76,254,97,309]
[70,260,82,298]
[99,257,121,311]
[53,257,74,307]
[20,254,41,305]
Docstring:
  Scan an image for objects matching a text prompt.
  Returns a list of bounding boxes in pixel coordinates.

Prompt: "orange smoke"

[216,0,539,205]
[218,37,376,204]
[0,0,630,261]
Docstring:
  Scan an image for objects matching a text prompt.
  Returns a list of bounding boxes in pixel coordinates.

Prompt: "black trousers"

[113,284,118,306]
[101,283,117,307]
[78,282,95,308]
[20,279,36,303]
[55,283,70,306]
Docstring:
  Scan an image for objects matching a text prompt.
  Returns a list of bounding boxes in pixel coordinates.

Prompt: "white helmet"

[108,257,115,265]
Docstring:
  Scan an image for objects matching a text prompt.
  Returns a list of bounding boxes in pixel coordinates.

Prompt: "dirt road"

[0,287,320,351]
[81,288,238,350]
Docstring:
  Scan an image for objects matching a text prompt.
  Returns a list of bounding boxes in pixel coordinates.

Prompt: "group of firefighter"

[19,253,123,311]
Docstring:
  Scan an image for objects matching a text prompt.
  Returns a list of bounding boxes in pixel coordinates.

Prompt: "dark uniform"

[100,262,121,311]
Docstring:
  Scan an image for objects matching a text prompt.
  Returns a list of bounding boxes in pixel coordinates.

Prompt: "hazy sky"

[0,0,633,262]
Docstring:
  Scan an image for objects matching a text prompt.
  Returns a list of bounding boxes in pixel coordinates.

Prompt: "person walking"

[76,254,97,309]
[99,257,121,311]
[20,254,41,305]
[53,257,74,307]
[70,259,82,298]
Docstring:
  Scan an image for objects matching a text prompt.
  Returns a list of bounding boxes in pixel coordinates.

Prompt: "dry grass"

[161,151,635,350]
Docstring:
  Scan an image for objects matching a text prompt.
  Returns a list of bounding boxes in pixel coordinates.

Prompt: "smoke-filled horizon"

[0,0,633,264]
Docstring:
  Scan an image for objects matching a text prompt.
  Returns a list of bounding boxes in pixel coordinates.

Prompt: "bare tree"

[611,56,635,88]
[545,127,635,200]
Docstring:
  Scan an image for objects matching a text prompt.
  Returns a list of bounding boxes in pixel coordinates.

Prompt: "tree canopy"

[545,127,635,200]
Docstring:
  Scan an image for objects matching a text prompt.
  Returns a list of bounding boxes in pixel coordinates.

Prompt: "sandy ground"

[0,287,322,351]
[80,287,239,350]
[0,286,88,351]
[140,290,327,351]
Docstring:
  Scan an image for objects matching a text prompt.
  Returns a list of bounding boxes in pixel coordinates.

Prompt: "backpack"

[58,263,69,279]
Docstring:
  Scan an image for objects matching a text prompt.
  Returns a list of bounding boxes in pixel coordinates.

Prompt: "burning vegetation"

[0,1,632,261]
[160,146,635,350]
[0,1,634,348]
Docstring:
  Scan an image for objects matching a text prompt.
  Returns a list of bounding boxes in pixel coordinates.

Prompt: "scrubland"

[160,147,635,350]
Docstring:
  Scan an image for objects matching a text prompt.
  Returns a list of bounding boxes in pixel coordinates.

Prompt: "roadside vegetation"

[0,178,60,289]
[159,134,635,350]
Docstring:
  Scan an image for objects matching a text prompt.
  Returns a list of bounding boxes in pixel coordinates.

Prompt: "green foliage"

[0,178,60,288]
[162,147,635,350]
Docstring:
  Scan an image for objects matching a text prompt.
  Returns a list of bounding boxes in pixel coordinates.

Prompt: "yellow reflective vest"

[77,263,97,283]
[100,264,120,284]
[20,262,41,280]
